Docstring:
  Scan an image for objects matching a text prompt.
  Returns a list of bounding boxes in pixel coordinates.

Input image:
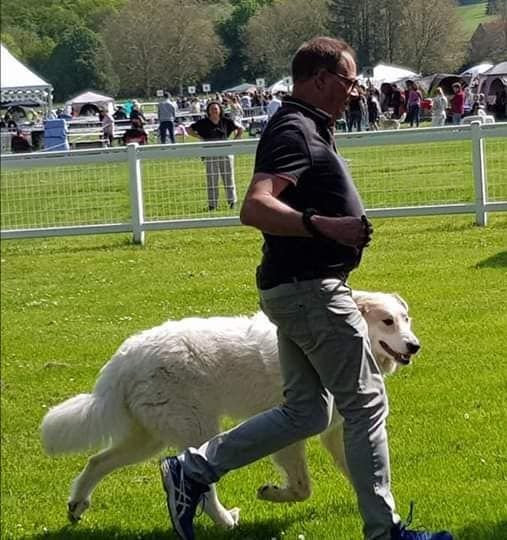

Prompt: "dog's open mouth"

[379,340,411,365]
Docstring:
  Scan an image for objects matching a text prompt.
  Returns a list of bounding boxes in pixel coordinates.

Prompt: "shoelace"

[174,463,206,519]
[174,464,193,518]
[399,501,433,539]
[404,501,415,528]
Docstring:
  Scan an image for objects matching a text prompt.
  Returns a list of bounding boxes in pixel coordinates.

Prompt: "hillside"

[457,0,498,38]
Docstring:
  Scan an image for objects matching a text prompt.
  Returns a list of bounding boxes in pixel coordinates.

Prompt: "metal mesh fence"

[485,137,507,202]
[1,124,506,238]
[1,162,129,229]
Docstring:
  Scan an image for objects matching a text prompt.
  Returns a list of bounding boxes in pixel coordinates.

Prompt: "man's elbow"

[240,198,257,227]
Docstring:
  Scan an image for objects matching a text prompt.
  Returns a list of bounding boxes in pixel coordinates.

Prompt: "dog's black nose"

[407,342,420,354]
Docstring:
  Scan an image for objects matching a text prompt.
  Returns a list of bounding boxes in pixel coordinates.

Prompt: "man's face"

[322,51,359,116]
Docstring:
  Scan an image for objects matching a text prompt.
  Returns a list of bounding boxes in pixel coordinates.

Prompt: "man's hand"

[311,214,373,248]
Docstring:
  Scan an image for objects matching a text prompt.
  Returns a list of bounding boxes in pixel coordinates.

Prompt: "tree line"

[1,0,505,100]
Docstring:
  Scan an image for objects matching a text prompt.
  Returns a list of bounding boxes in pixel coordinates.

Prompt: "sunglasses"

[327,70,359,91]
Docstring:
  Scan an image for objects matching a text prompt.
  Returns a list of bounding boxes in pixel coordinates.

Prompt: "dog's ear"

[392,293,408,311]
[355,298,370,315]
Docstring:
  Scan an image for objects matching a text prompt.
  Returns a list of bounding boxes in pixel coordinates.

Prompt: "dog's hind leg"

[68,427,164,523]
[319,419,351,481]
[257,441,311,502]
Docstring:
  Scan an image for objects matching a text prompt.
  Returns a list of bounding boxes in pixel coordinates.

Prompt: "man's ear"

[314,68,327,90]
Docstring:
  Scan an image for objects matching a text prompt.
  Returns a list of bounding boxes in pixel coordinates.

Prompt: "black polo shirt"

[254,96,365,289]
[190,117,237,140]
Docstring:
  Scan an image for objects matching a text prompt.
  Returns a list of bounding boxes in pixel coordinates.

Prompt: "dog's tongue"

[380,340,411,365]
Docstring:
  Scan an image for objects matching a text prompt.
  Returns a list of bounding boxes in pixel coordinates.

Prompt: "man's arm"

[240,173,371,247]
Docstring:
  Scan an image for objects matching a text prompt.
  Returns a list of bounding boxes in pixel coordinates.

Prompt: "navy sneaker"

[160,456,209,540]
[391,502,453,540]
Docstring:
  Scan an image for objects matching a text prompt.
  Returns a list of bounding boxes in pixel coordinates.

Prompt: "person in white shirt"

[101,108,115,146]
[240,92,252,110]
[157,92,178,144]
[266,92,282,120]
[431,87,448,127]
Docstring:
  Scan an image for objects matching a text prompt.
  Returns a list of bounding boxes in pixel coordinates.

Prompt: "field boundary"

[2,121,507,244]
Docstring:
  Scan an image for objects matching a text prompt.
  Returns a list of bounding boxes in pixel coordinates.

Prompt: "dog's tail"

[41,360,130,455]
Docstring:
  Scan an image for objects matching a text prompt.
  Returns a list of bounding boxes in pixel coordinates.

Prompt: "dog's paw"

[67,499,90,523]
[215,507,240,529]
[257,483,282,502]
[227,507,240,527]
[257,483,309,502]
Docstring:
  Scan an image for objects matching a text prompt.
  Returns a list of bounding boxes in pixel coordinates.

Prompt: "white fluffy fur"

[41,290,420,528]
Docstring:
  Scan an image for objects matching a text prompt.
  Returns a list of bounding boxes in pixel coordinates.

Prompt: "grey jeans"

[204,155,237,209]
[180,278,399,539]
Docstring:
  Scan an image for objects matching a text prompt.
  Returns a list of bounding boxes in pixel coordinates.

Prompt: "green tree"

[244,0,330,82]
[45,26,119,100]
[104,0,226,97]
[214,0,273,88]
[329,0,466,74]
[397,0,466,74]
[329,0,400,67]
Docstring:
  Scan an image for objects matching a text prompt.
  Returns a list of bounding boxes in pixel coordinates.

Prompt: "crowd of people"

[2,77,506,155]
[339,79,506,132]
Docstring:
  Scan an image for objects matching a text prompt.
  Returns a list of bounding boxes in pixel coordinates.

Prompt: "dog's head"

[352,291,420,375]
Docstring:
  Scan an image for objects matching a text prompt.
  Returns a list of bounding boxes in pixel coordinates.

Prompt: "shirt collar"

[282,95,332,127]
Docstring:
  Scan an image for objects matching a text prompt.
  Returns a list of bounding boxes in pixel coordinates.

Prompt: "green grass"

[457,1,498,39]
[1,213,507,539]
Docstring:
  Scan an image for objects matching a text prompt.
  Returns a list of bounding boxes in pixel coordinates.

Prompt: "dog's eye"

[382,318,394,326]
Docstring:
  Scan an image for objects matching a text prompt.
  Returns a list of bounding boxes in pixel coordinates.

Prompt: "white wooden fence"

[1,122,506,245]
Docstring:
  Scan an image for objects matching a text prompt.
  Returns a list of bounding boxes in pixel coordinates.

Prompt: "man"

[157,92,178,144]
[266,91,282,121]
[450,83,465,125]
[159,37,453,540]
[187,101,243,210]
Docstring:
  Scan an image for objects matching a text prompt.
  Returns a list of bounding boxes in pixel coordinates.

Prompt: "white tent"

[268,77,293,94]
[359,63,419,86]
[460,63,493,77]
[477,62,507,107]
[0,43,53,109]
[223,83,257,93]
[65,91,115,115]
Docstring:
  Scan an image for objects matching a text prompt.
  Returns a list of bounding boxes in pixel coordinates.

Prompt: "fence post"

[127,142,145,245]
[471,121,488,226]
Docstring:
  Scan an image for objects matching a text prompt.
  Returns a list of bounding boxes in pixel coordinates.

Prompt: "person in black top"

[122,118,148,145]
[11,129,32,153]
[129,101,147,126]
[187,101,243,210]
[159,37,453,540]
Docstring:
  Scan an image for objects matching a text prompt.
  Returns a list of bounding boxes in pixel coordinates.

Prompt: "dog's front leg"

[257,440,311,502]
[203,484,240,528]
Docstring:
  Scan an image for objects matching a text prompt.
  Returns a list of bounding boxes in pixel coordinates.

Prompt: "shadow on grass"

[456,519,507,540]
[475,250,507,268]
[27,516,296,540]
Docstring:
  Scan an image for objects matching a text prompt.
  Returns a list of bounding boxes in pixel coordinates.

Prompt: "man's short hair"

[291,36,355,82]
[164,92,171,98]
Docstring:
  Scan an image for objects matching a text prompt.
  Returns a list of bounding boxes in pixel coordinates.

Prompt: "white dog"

[379,112,407,130]
[41,290,420,529]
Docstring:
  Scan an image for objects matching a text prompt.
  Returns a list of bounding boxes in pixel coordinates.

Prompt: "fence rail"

[1,122,506,244]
